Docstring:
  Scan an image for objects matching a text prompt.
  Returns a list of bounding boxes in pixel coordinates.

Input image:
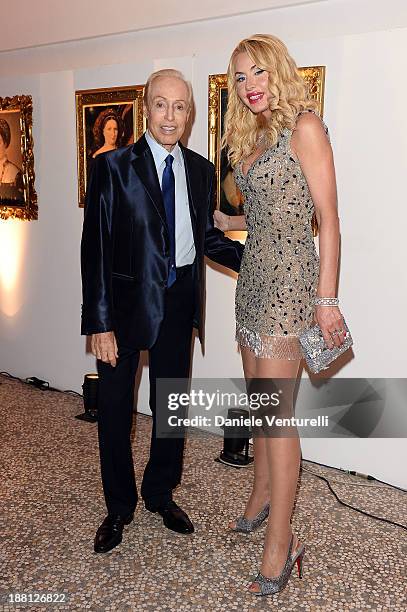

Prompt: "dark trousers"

[96,265,194,515]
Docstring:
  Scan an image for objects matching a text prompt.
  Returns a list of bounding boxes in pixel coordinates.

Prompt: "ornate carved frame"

[75,85,145,208]
[0,94,37,221]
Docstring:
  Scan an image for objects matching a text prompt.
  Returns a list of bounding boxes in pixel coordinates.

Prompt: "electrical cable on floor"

[50,388,83,398]
[1,370,406,531]
[301,461,407,532]
[66,391,83,397]
[303,458,406,493]
[302,466,394,489]
[0,371,83,398]
[368,475,407,492]
[0,371,21,381]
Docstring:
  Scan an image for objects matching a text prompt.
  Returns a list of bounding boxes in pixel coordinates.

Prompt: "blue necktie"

[162,154,176,287]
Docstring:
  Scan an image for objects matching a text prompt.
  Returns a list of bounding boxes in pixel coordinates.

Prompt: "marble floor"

[0,374,406,611]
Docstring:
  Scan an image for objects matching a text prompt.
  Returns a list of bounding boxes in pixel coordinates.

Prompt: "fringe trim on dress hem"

[236,325,303,361]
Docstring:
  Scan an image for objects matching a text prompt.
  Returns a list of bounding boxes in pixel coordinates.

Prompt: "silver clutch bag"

[299,320,353,374]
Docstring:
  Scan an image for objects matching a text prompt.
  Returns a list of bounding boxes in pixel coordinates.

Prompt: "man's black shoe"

[148,501,194,534]
[94,513,134,553]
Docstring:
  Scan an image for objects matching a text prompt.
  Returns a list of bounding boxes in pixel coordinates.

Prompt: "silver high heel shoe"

[250,534,305,596]
[230,503,270,533]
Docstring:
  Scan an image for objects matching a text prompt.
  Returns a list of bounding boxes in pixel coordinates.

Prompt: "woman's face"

[234,51,272,118]
[103,119,119,147]
[0,133,7,157]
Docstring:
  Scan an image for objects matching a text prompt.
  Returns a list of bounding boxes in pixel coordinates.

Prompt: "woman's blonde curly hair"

[222,34,317,167]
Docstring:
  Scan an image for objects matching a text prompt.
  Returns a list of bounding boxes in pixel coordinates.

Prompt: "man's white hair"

[143,69,193,108]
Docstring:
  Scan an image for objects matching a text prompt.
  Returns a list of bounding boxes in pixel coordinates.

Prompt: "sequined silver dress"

[234,110,328,360]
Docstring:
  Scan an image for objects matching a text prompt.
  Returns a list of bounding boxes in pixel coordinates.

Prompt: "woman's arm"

[291,112,345,348]
[214,210,247,231]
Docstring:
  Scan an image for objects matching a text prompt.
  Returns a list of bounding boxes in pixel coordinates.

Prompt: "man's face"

[144,76,190,151]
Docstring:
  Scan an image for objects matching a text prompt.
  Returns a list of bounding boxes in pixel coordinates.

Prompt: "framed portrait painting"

[208,67,326,234]
[75,85,146,207]
[0,95,37,221]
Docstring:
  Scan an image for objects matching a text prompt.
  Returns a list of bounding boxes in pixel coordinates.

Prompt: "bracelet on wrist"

[314,297,339,306]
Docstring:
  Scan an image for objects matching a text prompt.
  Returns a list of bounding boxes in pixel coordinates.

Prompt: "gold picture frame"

[208,66,326,215]
[0,94,37,221]
[75,85,146,208]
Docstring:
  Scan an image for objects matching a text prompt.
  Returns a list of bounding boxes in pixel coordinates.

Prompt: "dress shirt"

[145,130,195,266]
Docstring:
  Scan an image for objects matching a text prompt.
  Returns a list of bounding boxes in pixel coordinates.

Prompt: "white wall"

[0,0,406,487]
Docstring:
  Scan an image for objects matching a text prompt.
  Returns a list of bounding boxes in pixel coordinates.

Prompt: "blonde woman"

[214,34,346,596]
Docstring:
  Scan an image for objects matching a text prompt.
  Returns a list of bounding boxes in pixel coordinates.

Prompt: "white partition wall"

[0,0,406,487]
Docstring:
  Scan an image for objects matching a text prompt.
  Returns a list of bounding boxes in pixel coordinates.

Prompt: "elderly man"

[81,69,244,553]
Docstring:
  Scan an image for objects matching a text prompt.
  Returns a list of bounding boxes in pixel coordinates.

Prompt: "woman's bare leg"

[229,347,269,528]
[248,357,302,593]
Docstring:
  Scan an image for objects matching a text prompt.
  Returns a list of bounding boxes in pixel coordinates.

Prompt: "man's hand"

[214,210,247,232]
[214,210,230,232]
[91,331,118,367]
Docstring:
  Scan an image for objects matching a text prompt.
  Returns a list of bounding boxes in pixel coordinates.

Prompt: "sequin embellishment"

[234,110,329,360]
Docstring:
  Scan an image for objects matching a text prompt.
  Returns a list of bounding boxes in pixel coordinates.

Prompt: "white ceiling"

[0,0,324,52]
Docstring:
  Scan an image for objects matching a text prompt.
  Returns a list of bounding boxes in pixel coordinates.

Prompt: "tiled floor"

[0,374,406,611]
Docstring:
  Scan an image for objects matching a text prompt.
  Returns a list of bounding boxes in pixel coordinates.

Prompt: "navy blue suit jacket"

[81,134,244,349]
